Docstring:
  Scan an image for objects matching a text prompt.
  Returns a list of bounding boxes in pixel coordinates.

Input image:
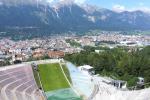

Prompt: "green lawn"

[38,63,70,92]
[62,64,72,83]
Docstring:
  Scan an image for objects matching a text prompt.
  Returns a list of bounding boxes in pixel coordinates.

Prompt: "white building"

[78,65,95,75]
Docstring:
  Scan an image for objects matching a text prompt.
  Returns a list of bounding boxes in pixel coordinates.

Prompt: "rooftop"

[79,65,94,70]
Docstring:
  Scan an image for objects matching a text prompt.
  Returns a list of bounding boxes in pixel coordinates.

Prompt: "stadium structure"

[0,59,150,100]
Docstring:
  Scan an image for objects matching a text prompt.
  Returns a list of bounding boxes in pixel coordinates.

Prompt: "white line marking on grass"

[36,66,48,100]
[59,62,80,96]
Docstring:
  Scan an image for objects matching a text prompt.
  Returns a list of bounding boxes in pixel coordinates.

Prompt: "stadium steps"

[0,64,44,100]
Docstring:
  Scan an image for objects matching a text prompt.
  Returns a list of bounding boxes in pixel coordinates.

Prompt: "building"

[11,54,27,64]
[95,50,104,53]
[32,48,45,59]
[48,51,65,59]
[137,77,145,89]
[0,55,10,59]
[78,65,95,75]
[111,80,127,89]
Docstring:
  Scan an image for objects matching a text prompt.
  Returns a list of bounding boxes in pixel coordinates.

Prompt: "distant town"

[0,33,149,66]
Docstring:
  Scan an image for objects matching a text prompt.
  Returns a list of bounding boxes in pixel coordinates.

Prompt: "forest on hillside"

[64,46,150,87]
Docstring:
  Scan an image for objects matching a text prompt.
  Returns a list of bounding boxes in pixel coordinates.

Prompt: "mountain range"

[0,2,150,35]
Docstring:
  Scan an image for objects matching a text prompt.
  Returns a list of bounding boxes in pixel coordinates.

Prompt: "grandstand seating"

[0,64,43,100]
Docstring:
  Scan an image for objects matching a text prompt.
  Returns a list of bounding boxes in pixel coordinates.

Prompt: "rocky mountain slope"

[0,2,150,34]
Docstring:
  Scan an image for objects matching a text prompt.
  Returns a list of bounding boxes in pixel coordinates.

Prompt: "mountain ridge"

[0,3,150,34]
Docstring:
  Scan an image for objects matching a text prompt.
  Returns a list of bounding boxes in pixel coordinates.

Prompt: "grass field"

[62,64,72,83]
[38,63,70,92]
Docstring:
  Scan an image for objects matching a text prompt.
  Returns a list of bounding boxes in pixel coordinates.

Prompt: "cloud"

[131,7,150,13]
[46,0,54,3]
[58,0,86,4]
[0,1,3,5]
[74,0,86,4]
[0,0,87,6]
[139,2,144,6]
[59,0,74,4]
[112,4,150,14]
[112,4,126,12]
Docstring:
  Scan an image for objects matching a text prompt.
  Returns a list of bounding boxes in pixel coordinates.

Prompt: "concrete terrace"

[0,64,44,100]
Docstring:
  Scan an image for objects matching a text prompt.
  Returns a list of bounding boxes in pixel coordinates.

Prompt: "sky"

[0,0,150,12]
[87,0,150,12]
[48,0,150,12]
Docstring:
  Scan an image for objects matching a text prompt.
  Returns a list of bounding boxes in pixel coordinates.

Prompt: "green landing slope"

[38,63,70,92]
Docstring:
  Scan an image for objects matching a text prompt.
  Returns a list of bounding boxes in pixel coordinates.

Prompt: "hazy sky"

[0,0,150,12]
[88,0,150,8]
[87,0,150,12]
[48,0,150,12]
